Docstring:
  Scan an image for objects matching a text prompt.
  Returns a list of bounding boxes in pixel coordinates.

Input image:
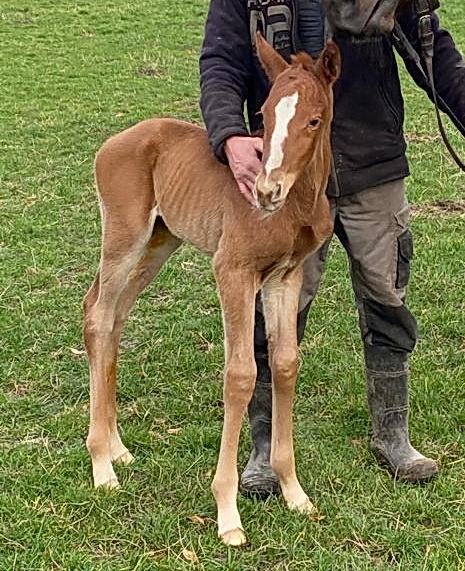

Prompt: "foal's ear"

[255,32,289,83]
[315,40,341,86]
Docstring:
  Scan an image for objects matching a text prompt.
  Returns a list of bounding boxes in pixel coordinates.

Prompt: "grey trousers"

[257,178,417,354]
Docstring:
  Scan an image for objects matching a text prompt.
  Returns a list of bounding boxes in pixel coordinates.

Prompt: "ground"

[1,1,465,569]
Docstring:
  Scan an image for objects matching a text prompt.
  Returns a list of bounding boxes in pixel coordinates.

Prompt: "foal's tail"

[84,120,164,316]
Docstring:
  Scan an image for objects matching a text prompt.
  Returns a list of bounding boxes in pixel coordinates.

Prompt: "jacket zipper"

[331,154,341,197]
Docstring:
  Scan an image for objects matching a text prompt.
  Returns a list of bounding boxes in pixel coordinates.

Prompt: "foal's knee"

[271,346,298,389]
[224,360,257,406]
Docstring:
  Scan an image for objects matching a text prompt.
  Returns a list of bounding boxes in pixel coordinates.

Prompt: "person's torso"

[245,0,409,194]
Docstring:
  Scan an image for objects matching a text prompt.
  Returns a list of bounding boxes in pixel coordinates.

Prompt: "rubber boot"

[365,345,439,483]
[240,304,311,498]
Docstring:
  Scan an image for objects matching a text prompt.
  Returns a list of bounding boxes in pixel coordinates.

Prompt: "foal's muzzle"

[254,174,286,213]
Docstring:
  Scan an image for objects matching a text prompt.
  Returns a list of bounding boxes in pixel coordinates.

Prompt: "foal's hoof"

[93,464,120,489]
[288,496,316,515]
[95,475,120,490]
[113,450,134,466]
[220,528,247,547]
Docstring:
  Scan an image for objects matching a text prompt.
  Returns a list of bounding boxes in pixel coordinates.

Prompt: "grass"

[1,0,465,569]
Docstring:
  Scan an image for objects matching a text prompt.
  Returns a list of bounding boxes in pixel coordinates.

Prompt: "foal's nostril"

[271,182,283,203]
[255,177,286,212]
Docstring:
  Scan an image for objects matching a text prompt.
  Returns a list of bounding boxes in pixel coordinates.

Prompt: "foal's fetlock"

[216,506,246,547]
[212,475,246,546]
[278,476,315,515]
[284,489,316,514]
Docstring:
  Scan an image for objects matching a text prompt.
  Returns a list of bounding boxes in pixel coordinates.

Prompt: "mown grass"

[1,1,464,569]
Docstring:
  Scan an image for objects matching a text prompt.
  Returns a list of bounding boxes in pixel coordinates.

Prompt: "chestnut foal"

[83,35,340,546]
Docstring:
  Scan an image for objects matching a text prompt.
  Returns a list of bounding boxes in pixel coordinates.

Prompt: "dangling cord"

[417,13,465,171]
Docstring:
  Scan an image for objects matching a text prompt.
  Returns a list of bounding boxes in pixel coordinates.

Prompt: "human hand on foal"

[224,135,263,205]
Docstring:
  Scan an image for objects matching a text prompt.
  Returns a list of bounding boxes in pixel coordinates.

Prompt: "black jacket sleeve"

[397,7,465,135]
[199,0,252,162]
[296,0,326,57]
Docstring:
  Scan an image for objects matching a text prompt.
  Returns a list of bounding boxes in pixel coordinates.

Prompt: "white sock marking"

[265,91,299,177]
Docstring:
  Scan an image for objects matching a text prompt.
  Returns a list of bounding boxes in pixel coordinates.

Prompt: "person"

[199,0,465,496]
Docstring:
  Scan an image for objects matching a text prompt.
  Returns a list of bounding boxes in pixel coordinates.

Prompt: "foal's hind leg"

[84,214,181,488]
[261,268,315,514]
[108,220,182,467]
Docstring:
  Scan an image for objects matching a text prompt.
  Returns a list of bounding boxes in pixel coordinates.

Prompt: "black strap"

[392,10,465,172]
[417,11,465,171]
[425,55,465,171]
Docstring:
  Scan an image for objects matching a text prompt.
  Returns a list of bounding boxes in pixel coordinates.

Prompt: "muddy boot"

[240,379,279,498]
[240,307,278,498]
[241,304,311,498]
[365,345,439,483]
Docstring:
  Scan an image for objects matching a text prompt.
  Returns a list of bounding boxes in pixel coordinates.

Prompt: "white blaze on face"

[265,91,299,177]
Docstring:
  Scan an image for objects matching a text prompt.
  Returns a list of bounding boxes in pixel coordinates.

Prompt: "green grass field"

[1,1,465,569]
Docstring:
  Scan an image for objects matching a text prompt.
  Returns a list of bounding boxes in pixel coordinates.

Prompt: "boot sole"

[240,476,281,499]
[371,447,439,484]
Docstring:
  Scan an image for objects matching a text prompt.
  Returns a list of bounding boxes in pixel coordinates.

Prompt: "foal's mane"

[289,52,316,72]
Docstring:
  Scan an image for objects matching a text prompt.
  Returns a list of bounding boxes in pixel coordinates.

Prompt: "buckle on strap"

[418,14,434,59]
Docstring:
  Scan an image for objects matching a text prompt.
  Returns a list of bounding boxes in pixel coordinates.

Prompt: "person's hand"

[224,136,263,205]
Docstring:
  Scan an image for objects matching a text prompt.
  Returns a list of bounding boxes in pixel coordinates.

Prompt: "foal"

[83,34,340,546]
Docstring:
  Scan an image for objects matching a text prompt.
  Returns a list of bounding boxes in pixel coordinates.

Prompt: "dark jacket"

[199,0,465,196]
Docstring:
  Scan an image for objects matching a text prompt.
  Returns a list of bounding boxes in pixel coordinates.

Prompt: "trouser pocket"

[396,228,413,289]
[362,298,417,353]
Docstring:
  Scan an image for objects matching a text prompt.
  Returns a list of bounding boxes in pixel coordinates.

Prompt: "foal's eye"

[307,118,321,130]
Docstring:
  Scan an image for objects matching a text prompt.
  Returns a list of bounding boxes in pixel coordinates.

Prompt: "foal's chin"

[254,198,286,216]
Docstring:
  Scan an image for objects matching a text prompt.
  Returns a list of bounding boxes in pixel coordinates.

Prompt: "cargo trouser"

[297,178,417,348]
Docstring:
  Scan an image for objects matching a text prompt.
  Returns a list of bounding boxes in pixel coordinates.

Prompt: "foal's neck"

[285,163,325,226]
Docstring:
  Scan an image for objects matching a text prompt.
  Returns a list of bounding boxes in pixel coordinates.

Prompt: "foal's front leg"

[212,259,258,546]
[261,268,315,514]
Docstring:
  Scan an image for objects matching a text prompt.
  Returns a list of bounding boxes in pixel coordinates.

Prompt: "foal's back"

[96,117,303,266]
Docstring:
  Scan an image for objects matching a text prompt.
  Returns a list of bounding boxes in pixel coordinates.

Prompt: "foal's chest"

[241,224,319,279]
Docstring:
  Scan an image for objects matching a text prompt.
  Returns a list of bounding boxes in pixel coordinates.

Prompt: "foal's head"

[322,0,405,36]
[254,34,340,213]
